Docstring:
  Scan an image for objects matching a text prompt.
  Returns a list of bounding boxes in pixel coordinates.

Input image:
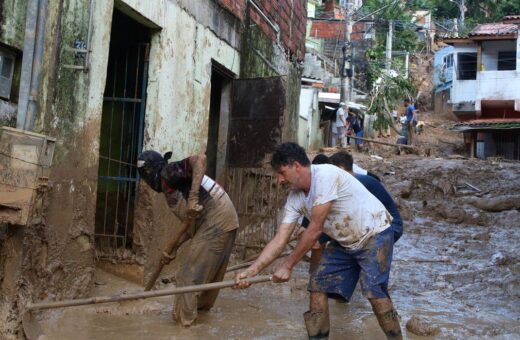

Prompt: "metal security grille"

[227,166,287,254]
[493,131,520,160]
[94,43,149,257]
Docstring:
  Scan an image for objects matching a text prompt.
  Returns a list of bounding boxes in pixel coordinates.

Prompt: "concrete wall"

[433,45,454,91]
[451,45,478,105]
[298,87,324,150]
[481,40,517,71]
[0,1,307,336]
[0,0,27,51]
[1,0,243,336]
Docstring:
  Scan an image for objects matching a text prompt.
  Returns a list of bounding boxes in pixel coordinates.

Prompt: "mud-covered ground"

[30,112,520,339]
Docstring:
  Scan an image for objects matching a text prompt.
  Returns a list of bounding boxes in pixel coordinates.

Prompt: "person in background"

[332,102,347,147]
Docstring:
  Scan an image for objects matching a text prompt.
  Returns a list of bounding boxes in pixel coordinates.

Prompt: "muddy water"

[37,157,520,339]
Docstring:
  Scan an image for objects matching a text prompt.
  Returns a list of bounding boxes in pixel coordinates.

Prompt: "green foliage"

[365,46,416,133]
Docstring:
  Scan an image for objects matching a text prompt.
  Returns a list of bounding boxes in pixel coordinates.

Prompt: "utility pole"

[385,19,393,70]
[340,0,352,106]
[459,0,465,28]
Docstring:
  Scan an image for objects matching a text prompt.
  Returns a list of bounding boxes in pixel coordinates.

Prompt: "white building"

[441,16,520,160]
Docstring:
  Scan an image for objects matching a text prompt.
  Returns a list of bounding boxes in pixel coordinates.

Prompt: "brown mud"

[11,112,520,338]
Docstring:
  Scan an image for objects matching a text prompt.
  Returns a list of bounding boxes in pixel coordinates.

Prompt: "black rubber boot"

[370,298,403,340]
[303,310,330,339]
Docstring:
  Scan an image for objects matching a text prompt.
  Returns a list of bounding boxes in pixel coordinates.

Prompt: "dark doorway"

[206,63,233,183]
[94,9,150,256]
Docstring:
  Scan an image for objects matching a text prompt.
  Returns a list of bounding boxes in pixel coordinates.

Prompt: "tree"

[365,46,416,134]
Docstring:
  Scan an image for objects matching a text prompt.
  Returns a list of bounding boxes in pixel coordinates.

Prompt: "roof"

[469,23,518,38]
[317,92,367,110]
[503,15,520,20]
[452,119,520,132]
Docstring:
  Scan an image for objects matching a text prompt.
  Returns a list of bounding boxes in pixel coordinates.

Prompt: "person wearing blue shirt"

[404,99,416,145]
[329,152,403,242]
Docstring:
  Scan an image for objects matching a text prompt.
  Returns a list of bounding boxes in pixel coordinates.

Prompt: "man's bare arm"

[234,222,296,288]
[187,154,206,216]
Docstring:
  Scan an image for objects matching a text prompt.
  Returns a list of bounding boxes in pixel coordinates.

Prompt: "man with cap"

[137,151,239,327]
[332,102,347,147]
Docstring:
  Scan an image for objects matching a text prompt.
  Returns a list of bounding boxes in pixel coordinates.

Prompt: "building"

[0,0,308,337]
[436,16,520,160]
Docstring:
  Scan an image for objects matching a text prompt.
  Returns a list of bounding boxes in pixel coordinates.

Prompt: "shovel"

[145,218,194,291]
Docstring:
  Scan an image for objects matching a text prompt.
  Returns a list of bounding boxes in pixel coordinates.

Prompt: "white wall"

[481,40,517,71]
[451,44,478,104]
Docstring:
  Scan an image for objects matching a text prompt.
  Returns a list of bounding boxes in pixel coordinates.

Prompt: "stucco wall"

[451,45,478,105]
[115,0,242,281]
[481,40,517,71]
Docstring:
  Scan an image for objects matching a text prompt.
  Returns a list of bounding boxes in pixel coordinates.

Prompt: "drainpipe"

[24,0,49,131]
[16,0,49,131]
[16,0,39,130]
[248,0,281,45]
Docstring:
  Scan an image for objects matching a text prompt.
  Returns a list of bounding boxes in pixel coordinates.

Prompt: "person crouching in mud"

[137,151,239,327]
[233,143,402,339]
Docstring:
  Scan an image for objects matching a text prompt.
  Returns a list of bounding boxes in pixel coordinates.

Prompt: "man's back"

[355,174,403,241]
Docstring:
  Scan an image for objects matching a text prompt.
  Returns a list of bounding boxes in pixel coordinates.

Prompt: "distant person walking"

[403,99,416,145]
[332,102,347,147]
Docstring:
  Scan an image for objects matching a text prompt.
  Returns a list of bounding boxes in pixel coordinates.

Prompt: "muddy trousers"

[173,228,237,326]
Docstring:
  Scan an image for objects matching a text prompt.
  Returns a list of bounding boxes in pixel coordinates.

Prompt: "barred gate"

[227,167,287,254]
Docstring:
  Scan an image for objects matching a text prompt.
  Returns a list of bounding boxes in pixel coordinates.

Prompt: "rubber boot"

[370,298,402,340]
[303,310,330,339]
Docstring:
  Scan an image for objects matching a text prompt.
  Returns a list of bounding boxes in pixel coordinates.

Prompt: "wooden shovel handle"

[144,219,193,291]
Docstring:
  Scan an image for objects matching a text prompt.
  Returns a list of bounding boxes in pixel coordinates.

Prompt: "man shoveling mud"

[234,143,402,339]
[137,151,239,326]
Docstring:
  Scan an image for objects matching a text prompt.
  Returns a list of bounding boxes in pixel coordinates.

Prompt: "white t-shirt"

[334,107,345,129]
[352,163,368,175]
[282,164,391,250]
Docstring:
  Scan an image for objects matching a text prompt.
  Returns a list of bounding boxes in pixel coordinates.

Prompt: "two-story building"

[435,16,520,160]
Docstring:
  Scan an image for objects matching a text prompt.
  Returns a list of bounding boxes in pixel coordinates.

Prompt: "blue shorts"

[308,228,394,301]
[355,131,363,145]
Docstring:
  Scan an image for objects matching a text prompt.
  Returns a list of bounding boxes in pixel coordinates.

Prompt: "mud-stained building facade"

[0,0,308,338]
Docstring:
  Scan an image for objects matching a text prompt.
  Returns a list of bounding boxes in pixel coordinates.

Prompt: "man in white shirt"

[234,143,402,339]
[332,102,347,147]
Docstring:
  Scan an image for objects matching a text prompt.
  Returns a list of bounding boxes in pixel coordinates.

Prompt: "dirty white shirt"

[333,107,346,129]
[352,163,368,176]
[282,164,391,250]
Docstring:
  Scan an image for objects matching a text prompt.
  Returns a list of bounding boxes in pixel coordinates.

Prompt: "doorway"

[206,62,233,184]
[94,9,151,257]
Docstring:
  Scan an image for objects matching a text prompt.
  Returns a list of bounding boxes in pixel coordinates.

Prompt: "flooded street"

[34,154,520,339]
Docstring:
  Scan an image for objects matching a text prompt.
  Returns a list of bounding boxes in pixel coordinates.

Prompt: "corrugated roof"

[469,23,518,37]
[503,15,520,20]
[452,119,520,132]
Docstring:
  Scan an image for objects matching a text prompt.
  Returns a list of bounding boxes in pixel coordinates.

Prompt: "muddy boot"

[370,298,402,340]
[303,310,330,339]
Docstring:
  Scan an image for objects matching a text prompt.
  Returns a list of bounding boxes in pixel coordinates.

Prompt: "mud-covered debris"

[490,252,515,266]
[399,180,413,198]
[469,195,520,212]
[406,316,440,336]
[471,232,490,242]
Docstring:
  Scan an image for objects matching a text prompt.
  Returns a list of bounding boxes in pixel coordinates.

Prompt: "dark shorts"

[308,228,394,301]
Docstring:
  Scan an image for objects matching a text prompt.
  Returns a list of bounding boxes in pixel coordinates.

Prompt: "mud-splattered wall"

[2,0,241,337]
[0,0,27,50]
